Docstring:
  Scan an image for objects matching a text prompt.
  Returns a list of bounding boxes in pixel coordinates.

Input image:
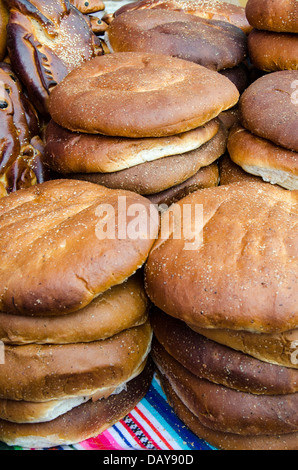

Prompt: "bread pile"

[44,51,239,206]
[246,0,298,72]
[145,181,298,450]
[0,178,159,448]
[227,70,298,190]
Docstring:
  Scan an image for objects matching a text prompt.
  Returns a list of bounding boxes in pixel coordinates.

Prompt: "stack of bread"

[246,0,298,72]
[227,70,298,190]
[44,51,239,206]
[0,178,159,448]
[145,181,298,450]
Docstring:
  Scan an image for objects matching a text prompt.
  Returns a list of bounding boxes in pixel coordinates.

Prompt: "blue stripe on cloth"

[144,376,216,451]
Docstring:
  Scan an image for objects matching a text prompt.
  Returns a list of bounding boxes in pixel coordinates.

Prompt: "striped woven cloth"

[0,374,215,451]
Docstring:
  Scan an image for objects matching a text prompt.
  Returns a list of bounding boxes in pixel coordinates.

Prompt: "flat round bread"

[48,52,239,138]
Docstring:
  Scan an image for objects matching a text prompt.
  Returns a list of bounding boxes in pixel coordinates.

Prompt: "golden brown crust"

[107,9,247,71]
[0,273,149,345]
[227,125,298,190]
[239,71,298,152]
[159,373,298,450]
[153,341,298,436]
[44,118,219,174]
[248,29,298,72]
[48,52,239,138]
[152,309,298,393]
[145,182,298,333]
[0,179,159,316]
[0,321,152,401]
[147,162,219,206]
[190,325,298,370]
[63,123,226,195]
[5,0,102,115]
[245,0,298,33]
[0,359,154,448]
[0,183,7,198]
[0,0,8,61]
[114,0,252,34]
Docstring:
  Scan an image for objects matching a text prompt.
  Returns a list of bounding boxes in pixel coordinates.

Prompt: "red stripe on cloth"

[134,406,175,450]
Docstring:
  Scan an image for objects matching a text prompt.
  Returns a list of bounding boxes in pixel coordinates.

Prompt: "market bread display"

[106,9,248,72]
[113,0,252,34]
[0,0,297,452]
[145,182,298,450]
[245,0,298,71]
[45,52,238,204]
[228,71,298,189]
[0,178,158,447]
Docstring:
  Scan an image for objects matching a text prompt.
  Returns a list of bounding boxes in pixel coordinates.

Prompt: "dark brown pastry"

[0,62,47,194]
[5,0,103,115]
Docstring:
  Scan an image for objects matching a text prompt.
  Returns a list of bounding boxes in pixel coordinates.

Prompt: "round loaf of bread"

[227,125,298,190]
[145,182,298,333]
[44,118,219,174]
[0,360,153,448]
[114,0,252,34]
[107,9,247,71]
[159,373,298,450]
[0,273,149,345]
[248,29,298,72]
[152,309,298,393]
[153,342,298,436]
[190,325,298,370]
[0,321,152,402]
[245,0,298,33]
[239,71,298,152]
[48,52,239,138]
[66,123,226,195]
[0,179,159,316]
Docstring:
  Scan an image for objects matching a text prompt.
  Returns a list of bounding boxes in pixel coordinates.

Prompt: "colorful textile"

[0,374,216,451]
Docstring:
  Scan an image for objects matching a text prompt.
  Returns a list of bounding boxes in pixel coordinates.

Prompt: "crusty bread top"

[107,9,247,71]
[245,0,298,33]
[0,179,159,316]
[48,52,239,138]
[145,181,298,333]
[239,71,298,152]
[114,0,252,34]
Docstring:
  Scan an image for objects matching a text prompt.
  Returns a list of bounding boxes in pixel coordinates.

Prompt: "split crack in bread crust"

[48,52,239,138]
[145,181,298,333]
[0,179,159,316]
